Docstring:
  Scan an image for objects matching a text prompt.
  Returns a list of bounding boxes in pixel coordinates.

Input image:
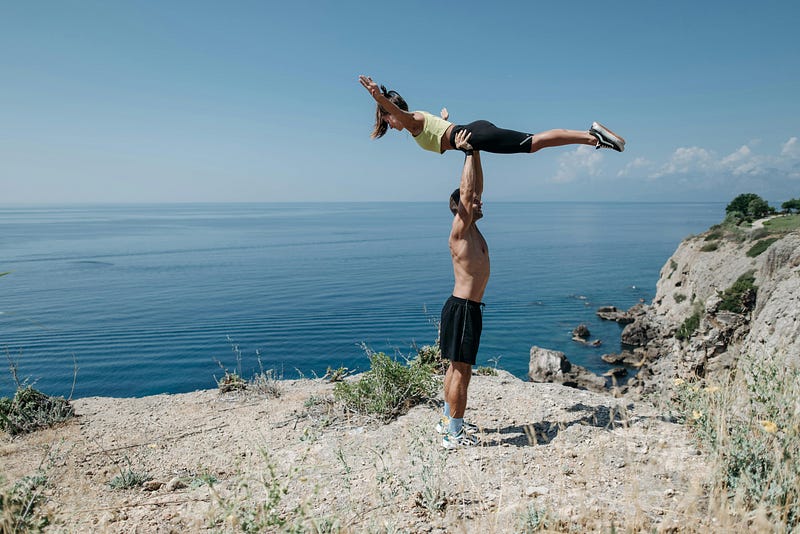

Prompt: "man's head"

[370,86,409,139]
[449,188,483,220]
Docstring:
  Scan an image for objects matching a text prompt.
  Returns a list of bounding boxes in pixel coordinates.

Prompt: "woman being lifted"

[358,75,625,155]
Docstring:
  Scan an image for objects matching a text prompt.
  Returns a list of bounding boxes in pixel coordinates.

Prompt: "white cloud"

[720,145,768,176]
[552,145,603,183]
[651,137,800,180]
[617,156,653,177]
[782,137,800,159]
[651,146,715,178]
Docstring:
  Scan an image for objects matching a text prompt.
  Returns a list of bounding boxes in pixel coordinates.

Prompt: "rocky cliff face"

[620,221,800,396]
[526,218,799,398]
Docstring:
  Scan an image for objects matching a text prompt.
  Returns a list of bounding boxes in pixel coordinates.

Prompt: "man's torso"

[450,225,490,302]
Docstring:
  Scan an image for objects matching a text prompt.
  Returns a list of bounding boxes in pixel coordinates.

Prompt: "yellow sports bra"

[413,111,452,153]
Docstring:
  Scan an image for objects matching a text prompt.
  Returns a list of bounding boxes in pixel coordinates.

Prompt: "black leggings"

[450,120,533,154]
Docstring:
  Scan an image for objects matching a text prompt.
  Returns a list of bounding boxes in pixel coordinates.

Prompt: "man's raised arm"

[452,130,483,237]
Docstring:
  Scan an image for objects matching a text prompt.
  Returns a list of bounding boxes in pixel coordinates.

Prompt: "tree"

[748,197,772,219]
[726,193,773,222]
[781,198,800,213]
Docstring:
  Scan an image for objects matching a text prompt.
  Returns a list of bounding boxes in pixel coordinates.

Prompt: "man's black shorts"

[440,295,484,366]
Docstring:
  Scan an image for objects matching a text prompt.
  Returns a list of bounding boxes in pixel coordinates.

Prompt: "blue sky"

[2,1,798,204]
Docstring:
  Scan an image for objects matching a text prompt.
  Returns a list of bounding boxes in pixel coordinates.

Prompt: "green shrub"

[107,456,151,490]
[675,307,702,340]
[333,350,438,422]
[746,237,779,258]
[215,339,281,397]
[700,242,719,252]
[0,387,74,436]
[718,272,757,314]
[216,371,246,393]
[0,474,51,532]
[517,504,554,532]
[674,293,687,304]
[475,366,498,376]
[416,343,448,375]
[668,259,678,279]
[109,469,150,490]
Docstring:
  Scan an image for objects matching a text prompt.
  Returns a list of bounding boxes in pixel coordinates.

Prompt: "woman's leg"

[455,121,623,154]
[530,129,595,153]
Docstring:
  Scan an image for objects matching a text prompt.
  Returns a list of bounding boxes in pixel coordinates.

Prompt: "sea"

[0,202,723,399]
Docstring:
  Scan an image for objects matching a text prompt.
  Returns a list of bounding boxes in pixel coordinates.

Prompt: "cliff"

[613,217,800,396]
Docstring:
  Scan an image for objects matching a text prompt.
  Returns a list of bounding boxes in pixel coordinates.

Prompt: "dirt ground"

[1,371,712,533]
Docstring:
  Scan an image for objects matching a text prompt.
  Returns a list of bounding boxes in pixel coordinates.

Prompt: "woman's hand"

[358,75,381,98]
[454,129,473,151]
[440,107,449,120]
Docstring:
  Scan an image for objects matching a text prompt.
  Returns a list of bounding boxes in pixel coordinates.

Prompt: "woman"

[358,75,625,154]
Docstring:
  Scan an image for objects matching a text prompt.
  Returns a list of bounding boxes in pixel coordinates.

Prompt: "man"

[438,130,489,449]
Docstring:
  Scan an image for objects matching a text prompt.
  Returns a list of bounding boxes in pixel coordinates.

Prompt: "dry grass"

[671,350,800,531]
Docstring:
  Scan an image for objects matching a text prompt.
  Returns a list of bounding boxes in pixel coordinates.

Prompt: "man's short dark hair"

[449,188,460,215]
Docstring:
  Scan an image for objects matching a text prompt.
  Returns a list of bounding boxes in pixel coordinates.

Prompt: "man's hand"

[440,107,449,120]
[454,130,474,152]
[358,75,381,98]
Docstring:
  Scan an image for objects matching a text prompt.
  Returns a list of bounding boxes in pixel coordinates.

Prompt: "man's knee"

[448,361,473,380]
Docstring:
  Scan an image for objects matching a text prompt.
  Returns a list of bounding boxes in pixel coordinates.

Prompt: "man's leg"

[445,361,472,433]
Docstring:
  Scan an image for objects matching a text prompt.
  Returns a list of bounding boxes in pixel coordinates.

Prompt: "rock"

[601,351,639,366]
[525,486,549,497]
[572,335,602,347]
[572,324,591,339]
[603,368,628,378]
[621,315,662,347]
[596,305,638,324]
[166,477,187,491]
[528,346,607,392]
[571,325,602,346]
[142,480,164,492]
[528,346,571,379]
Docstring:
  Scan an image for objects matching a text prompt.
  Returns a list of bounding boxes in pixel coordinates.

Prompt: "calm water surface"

[0,202,722,398]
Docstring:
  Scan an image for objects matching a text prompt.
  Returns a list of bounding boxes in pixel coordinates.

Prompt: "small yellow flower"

[759,420,778,434]
[673,378,685,386]
[692,410,703,420]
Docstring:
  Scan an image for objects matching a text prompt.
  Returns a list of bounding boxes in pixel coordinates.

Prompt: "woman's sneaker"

[435,418,478,434]
[441,430,479,449]
[589,122,625,152]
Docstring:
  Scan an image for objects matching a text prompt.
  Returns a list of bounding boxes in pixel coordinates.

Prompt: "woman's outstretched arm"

[358,75,423,135]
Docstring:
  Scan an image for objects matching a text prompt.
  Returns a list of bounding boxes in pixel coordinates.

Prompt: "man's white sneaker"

[441,430,479,449]
[589,122,625,152]
[435,418,478,434]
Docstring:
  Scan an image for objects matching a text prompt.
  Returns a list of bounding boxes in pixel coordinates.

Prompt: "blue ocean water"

[1,202,722,399]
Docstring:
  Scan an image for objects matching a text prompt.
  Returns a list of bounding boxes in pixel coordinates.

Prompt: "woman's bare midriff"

[440,125,455,152]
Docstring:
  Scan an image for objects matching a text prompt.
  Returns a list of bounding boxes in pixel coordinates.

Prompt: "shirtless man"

[438,131,490,449]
